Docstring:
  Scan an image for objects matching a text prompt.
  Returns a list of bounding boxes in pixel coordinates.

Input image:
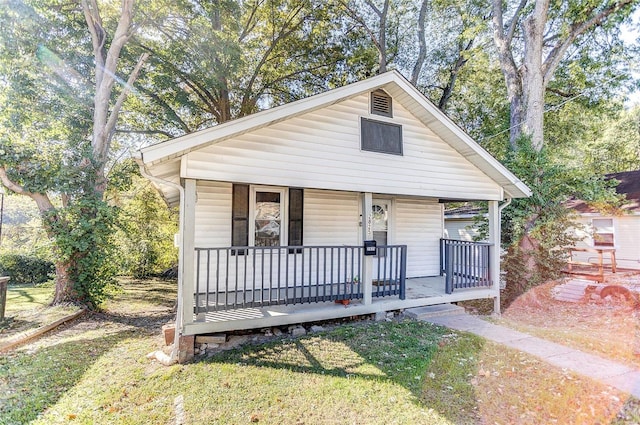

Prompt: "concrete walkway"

[425,313,640,399]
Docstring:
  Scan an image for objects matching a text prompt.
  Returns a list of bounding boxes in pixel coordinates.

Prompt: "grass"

[2,278,640,424]
[5,283,55,312]
[1,283,80,344]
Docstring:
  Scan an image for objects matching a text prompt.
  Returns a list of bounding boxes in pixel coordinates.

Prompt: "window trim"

[360,117,403,156]
[249,186,288,247]
[592,218,615,247]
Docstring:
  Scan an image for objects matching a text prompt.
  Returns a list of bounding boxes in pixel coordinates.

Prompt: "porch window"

[592,218,614,247]
[254,191,282,247]
[231,184,303,249]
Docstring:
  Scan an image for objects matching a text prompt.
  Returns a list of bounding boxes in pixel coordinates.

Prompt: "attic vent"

[371,90,392,117]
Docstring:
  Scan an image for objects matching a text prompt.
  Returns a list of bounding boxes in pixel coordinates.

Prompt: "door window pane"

[372,202,388,256]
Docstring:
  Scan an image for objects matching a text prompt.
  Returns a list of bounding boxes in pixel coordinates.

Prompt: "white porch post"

[488,200,501,314]
[181,179,197,326]
[362,192,373,305]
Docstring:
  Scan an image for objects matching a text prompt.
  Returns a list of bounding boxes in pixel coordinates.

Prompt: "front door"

[372,199,390,254]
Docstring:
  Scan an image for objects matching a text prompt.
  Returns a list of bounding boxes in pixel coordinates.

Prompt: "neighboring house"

[136,70,530,362]
[567,169,640,271]
[444,205,486,242]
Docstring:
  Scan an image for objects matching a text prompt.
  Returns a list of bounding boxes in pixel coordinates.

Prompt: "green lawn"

[1,284,81,345]
[5,283,55,313]
[1,279,639,424]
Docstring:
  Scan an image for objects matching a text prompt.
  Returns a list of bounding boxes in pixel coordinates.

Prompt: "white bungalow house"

[136,70,530,362]
[567,169,640,271]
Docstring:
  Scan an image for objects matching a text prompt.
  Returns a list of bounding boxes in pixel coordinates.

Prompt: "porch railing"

[440,239,492,294]
[194,245,406,313]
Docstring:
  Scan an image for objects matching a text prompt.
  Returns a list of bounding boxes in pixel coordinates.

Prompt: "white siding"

[183,93,503,200]
[573,215,640,270]
[395,198,442,277]
[444,219,482,242]
[616,216,640,270]
[192,186,362,293]
[194,181,232,248]
[303,189,360,245]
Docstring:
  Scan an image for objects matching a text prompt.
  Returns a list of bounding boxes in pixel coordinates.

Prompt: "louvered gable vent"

[371,90,392,117]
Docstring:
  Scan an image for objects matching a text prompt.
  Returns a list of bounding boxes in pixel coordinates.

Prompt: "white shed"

[567,170,640,271]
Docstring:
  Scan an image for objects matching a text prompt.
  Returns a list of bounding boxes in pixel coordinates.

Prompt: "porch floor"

[185,276,496,335]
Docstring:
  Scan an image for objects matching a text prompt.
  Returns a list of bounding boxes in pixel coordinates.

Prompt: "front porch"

[185,276,496,334]
[183,239,495,335]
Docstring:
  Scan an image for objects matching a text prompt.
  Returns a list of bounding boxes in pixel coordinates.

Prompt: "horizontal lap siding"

[573,216,640,270]
[395,198,442,277]
[444,219,481,241]
[184,94,502,200]
[303,190,360,246]
[616,217,640,269]
[613,216,640,270]
[192,186,361,293]
[194,181,232,247]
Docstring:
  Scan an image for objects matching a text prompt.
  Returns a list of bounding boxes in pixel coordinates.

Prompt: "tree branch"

[491,0,520,92]
[115,129,175,139]
[0,167,54,212]
[81,0,106,88]
[104,53,149,141]
[505,0,528,44]
[411,0,429,84]
[543,0,635,85]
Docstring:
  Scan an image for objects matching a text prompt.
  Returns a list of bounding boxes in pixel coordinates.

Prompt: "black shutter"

[288,188,303,253]
[232,184,249,254]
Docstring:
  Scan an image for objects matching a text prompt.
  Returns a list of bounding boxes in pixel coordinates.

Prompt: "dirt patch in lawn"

[495,270,640,369]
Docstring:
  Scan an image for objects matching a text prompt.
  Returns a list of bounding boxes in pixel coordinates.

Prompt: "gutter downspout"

[499,197,512,217]
[134,153,184,362]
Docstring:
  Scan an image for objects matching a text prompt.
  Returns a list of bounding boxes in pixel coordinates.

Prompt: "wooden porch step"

[404,303,465,320]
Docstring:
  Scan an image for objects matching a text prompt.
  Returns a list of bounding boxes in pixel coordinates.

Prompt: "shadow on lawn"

[0,327,137,424]
[0,279,177,424]
[205,320,485,424]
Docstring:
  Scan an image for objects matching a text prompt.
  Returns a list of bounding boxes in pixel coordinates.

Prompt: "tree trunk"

[520,11,546,151]
[51,260,78,305]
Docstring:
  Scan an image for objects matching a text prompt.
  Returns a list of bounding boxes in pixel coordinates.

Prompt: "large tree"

[119,0,353,141]
[0,0,146,307]
[491,0,638,151]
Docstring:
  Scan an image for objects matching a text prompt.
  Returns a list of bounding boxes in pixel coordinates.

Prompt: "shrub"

[0,254,55,285]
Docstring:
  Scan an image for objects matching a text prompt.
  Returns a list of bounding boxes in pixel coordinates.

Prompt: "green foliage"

[44,196,119,308]
[0,254,54,286]
[110,164,178,278]
[500,137,622,304]
[583,106,640,174]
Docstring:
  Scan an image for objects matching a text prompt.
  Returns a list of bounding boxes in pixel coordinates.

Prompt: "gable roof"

[137,70,531,203]
[567,169,640,213]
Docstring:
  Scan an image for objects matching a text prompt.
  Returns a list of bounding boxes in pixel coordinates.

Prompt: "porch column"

[362,192,373,305]
[488,200,501,314]
[181,179,197,327]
